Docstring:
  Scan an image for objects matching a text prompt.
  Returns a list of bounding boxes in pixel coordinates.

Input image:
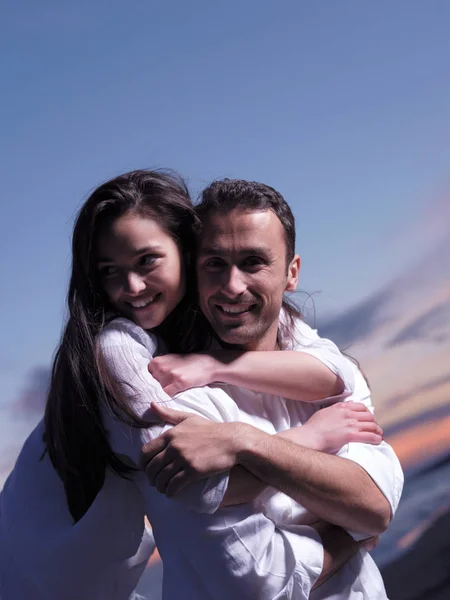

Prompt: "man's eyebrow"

[97,245,163,263]
[198,246,273,257]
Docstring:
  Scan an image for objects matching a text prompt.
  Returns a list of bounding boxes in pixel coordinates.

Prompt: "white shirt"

[99,317,403,600]
[0,420,155,600]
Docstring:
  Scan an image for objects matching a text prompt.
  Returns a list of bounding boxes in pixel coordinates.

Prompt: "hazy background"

[1,2,449,598]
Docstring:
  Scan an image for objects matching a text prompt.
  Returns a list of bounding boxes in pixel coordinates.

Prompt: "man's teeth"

[129,295,157,308]
[219,305,251,314]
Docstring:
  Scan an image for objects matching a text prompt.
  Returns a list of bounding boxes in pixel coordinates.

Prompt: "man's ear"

[285,255,300,292]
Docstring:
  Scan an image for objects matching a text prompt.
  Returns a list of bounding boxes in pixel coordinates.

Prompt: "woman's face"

[96,212,186,330]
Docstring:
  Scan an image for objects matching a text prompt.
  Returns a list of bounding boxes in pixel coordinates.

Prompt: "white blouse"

[98,316,403,600]
[0,419,155,600]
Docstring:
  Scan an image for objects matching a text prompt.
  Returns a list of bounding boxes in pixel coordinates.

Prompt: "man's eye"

[204,258,225,270]
[243,256,264,268]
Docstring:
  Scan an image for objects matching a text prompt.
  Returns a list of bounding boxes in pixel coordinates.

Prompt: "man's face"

[197,209,300,351]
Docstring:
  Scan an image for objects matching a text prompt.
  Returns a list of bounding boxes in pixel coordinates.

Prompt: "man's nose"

[222,266,247,297]
[124,272,146,295]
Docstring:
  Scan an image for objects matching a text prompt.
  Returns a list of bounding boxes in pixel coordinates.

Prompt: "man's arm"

[311,522,378,590]
[144,403,389,535]
[237,426,390,535]
[220,401,383,507]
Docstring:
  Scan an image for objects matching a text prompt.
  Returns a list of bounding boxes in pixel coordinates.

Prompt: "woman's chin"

[133,308,168,331]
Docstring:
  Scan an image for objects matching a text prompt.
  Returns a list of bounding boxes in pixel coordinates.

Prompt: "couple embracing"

[0,170,403,599]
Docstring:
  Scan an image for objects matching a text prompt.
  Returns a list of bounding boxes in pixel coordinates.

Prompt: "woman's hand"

[282,402,383,454]
[148,354,219,396]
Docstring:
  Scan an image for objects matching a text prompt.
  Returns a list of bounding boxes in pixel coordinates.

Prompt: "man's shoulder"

[279,311,320,349]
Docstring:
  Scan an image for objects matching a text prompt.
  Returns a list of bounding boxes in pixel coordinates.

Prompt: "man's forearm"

[236,427,390,535]
[221,427,320,507]
[311,522,369,590]
[221,465,265,506]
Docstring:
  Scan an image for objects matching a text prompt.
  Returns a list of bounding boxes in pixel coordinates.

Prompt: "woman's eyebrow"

[97,245,163,262]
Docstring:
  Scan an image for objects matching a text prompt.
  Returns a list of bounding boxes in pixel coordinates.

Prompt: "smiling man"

[198,208,295,350]
[142,179,404,599]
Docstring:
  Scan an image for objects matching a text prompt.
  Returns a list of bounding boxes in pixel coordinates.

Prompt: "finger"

[357,421,383,436]
[344,401,372,412]
[154,461,183,494]
[163,383,183,397]
[155,374,172,389]
[363,535,380,551]
[349,432,383,446]
[150,402,189,424]
[145,450,173,486]
[140,436,168,467]
[165,469,197,497]
[148,361,157,375]
[354,410,376,422]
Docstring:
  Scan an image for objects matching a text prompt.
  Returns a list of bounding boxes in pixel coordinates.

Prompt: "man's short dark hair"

[196,178,303,348]
[196,179,296,266]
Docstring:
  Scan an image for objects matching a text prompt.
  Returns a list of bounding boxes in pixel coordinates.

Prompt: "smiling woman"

[44,169,202,522]
[96,214,186,331]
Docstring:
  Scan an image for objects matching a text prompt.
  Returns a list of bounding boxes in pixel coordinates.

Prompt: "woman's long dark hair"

[44,169,205,522]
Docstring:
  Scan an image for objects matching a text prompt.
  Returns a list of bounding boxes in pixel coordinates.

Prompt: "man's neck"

[217,329,280,352]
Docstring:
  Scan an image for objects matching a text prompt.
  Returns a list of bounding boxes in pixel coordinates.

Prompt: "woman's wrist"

[208,350,239,384]
[278,424,322,452]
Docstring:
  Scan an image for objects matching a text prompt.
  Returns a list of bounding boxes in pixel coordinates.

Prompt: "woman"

[1,170,379,600]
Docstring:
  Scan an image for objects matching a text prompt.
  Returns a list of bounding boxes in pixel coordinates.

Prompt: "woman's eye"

[99,265,118,278]
[140,254,157,267]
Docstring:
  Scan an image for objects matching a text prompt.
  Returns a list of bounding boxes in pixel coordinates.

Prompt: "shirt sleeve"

[97,318,241,514]
[328,359,404,539]
[336,371,404,539]
[286,316,356,398]
[337,438,404,540]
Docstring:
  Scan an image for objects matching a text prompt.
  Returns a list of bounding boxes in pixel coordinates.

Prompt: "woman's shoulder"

[97,317,158,356]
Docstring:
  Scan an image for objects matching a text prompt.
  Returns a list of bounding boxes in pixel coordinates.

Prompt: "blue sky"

[1,0,450,426]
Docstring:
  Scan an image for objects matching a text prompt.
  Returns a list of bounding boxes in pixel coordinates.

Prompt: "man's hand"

[285,401,383,454]
[362,535,380,552]
[141,401,383,501]
[148,354,219,396]
[141,403,253,497]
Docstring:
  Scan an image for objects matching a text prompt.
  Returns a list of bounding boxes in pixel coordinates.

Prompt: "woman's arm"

[211,350,344,400]
[149,348,350,402]
[148,317,355,402]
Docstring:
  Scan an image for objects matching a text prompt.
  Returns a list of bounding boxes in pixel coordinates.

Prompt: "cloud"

[387,299,450,348]
[319,289,393,348]
[14,367,51,420]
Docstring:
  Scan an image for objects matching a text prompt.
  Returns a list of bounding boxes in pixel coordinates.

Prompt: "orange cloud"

[386,415,450,469]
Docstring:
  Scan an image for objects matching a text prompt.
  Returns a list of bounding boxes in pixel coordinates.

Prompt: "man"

[142,179,403,598]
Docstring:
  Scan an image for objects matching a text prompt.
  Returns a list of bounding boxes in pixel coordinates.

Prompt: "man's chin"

[215,325,256,348]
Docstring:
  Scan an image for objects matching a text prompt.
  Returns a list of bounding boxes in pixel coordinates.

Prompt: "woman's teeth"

[128,294,158,308]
